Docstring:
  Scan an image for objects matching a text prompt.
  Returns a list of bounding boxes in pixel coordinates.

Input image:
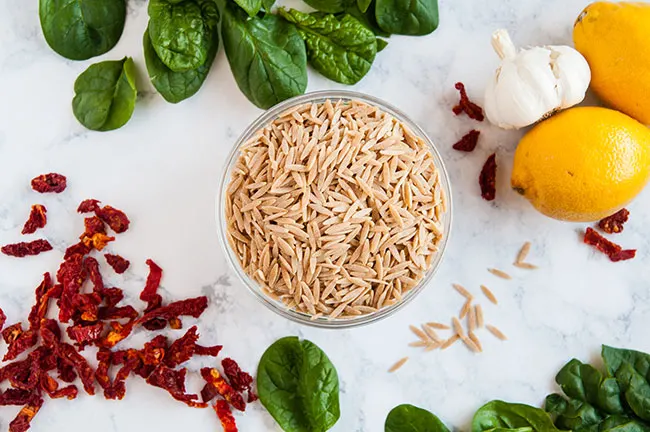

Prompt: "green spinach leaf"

[375,0,438,35]
[343,1,390,37]
[278,9,376,84]
[303,0,355,13]
[357,0,372,13]
[377,37,388,52]
[545,394,604,431]
[603,346,650,421]
[556,359,625,415]
[257,336,340,432]
[39,0,126,60]
[234,0,263,17]
[221,5,307,109]
[472,400,563,432]
[262,0,276,12]
[599,415,650,432]
[148,0,214,72]
[385,404,450,432]
[72,57,137,131]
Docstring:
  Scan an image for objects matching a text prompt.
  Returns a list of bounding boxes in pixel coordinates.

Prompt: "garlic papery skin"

[484,29,591,130]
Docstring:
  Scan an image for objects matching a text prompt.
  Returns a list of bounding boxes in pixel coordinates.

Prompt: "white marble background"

[1,0,650,430]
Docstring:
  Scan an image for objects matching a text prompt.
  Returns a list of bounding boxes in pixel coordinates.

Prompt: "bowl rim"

[216,90,453,329]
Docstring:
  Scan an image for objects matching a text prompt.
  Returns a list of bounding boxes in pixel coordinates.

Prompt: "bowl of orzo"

[217,90,452,328]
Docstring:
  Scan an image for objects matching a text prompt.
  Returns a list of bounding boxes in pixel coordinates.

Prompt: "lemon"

[574,2,650,124]
[511,107,650,222]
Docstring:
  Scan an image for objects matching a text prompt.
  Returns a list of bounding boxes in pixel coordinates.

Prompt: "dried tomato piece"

[142,335,168,368]
[169,317,182,329]
[101,287,125,309]
[214,399,239,432]
[141,259,163,312]
[194,344,222,357]
[1,239,53,257]
[453,130,480,152]
[0,388,33,406]
[98,305,138,321]
[40,319,61,348]
[80,217,114,251]
[64,242,92,260]
[67,323,103,346]
[9,397,43,432]
[3,322,23,344]
[201,382,219,403]
[99,321,135,349]
[21,205,47,235]
[165,326,199,368]
[4,330,38,361]
[57,254,86,323]
[45,382,78,400]
[31,173,67,193]
[27,273,54,331]
[77,199,101,213]
[143,318,167,331]
[584,227,636,262]
[222,358,253,393]
[96,205,130,233]
[96,349,113,391]
[0,307,6,331]
[57,359,77,383]
[56,342,95,395]
[453,82,485,121]
[599,208,630,234]
[201,367,246,411]
[146,366,206,408]
[479,153,497,201]
[138,297,208,327]
[105,254,130,274]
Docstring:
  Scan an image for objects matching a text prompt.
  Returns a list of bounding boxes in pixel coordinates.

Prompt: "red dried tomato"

[453,82,485,121]
[44,382,78,400]
[0,307,6,331]
[453,130,480,152]
[77,199,100,213]
[146,366,206,408]
[105,254,130,274]
[479,153,497,201]
[99,321,134,349]
[214,399,239,432]
[598,208,630,234]
[82,233,115,251]
[201,382,219,403]
[4,330,38,361]
[98,305,138,321]
[96,349,112,391]
[96,205,130,233]
[55,342,95,395]
[1,239,53,257]
[0,388,33,406]
[9,396,43,432]
[222,358,253,393]
[31,173,67,193]
[27,273,54,331]
[63,242,91,260]
[141,259,163,312]
[67,323,103,346]
[141,335,167,368]
[57,254,86,323]
[200,367,246,411]
[194,344,222,357]
[143,318,167,331]
[80,217,114,251]
[165,326,199,368]
[21,205,47,235]
[3,323,23,344]
[138,297,208,327]
[584,227,636,262]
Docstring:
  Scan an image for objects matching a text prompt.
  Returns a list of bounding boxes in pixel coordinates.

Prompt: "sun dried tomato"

[4,330,38,361]
[142,335,168,367]
[98,305,138,321]
[105,254,130,274]
[1,239,53,257]
[40,319,61,348]
[214,399,239,432]
[3,322,23,344]
[57,359,77,383]
[79,217,114,251]
[81,233,115,251]
[77,199,101,214]
[247,391,258,403]
[63,242,91,260]
[201,382,219,403]
[67,323,103,347]
[56,342,95,395]
[146,366,206,408]
[165,326,199,368]
[9,396,43,432]
[31,173,67,194]
[200,367,246,411]
[21,205,47,235]
[96,205,130,233]
[0,307,6,331]
[44,382,78,400]
[222,358,253,393]
[453,130,480,152]
[169,317,182,329]
[99,321,134,349]
[57,254,86,323]
[96,349,113,391]
[599,208,630,234]
[584,228,636,262]
[0,388,33,406]
[194,344,222,357]
[27,273,54,331]
[479,153,497,201]
[143,318,168,331]
[453,82,484,121]
[138,297,208,327]
[141,259,163,312]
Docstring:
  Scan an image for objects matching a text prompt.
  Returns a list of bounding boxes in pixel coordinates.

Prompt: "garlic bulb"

[484,29,591,130]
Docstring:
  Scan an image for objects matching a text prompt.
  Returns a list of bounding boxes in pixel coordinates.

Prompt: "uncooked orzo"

[225,100,446,319]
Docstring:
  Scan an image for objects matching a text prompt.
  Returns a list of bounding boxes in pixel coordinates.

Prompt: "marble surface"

[2,0,650,430]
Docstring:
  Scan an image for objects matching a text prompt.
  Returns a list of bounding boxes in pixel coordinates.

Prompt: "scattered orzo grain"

[225,100,446,319]
[408,340,428,348]
[515,241,531,264]
[486,324,507,340]
[462,336,481,353]
[452,317,465,338]
[389,357,409,372]
[426,322,450,330]
[441,334,460,350]
[452,283,473,300]
[469,332,483,351]
[410,325,428,341]
[481,285,498,305]
[422,325,441,343]
[468,305,477,332]
[475,304,484,328]
[488,268,512,280]
[514,262,538,270]
[459,299,472,319]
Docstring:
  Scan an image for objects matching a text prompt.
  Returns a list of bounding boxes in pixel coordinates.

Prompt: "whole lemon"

[511,107,650,222]
[574,2,650,124]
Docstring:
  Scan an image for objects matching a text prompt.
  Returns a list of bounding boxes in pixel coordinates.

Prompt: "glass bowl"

[216,90,453,329]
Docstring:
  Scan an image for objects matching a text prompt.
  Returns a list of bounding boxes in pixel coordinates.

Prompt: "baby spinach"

[603,346,650,422]
[278,9,377,85]
[472,401,563,432]
[72,57,137,131]
[344,1,391,38]
[234,0,263,16]
[385,404,451,432]
[545,393,604,431]
[303,0,355,14]
[555,359,624,415]
[221,5,308,109]
[375,0,439,35]
[143,25,218,103]
[148,0,216,72]
[262,0,276,11]
[257,336,340,432]
[39,0,126,60]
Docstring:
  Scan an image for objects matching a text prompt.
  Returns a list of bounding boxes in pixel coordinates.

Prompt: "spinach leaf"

[472,400,563,432]
[234,0,263,17]
[599,415,650,432]
[148,0,214,72]
[545,394,604,431]
[377,38,388,52]
[221,5,307,109]
[39,0,126,60]
[375,0,439,35]
[72,57,137,131]
[257,336,340,432]
[385,404,450,432]
[303,0,355,13]
[262,0,276,12]
[278,9,376,84]
[357,0,372,13]
[344,1,391,38]
[556,359,625,415]
[143,24,218,103]
[603,346,650,421]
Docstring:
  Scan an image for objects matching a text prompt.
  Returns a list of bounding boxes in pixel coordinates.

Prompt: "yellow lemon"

[511,107,650,222]
[574,2,650,124]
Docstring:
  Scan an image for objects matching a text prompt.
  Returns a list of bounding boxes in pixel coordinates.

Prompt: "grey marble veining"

[1,0,650,430]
